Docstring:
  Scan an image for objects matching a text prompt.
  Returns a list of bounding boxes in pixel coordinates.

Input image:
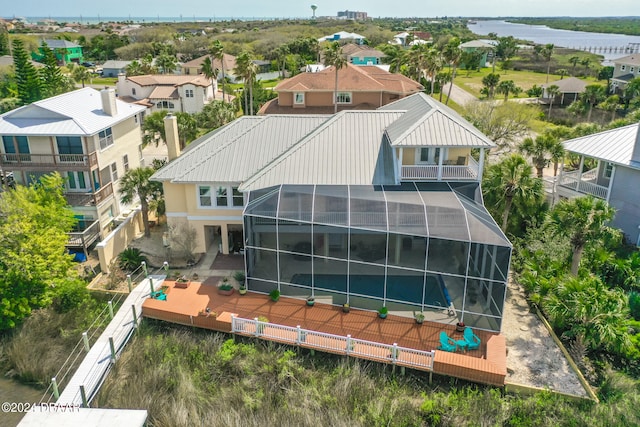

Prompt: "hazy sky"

[4,0,640,19]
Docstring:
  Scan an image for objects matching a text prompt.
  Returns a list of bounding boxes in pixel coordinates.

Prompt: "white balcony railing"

[401,156,479,181]
[558,170,608,199]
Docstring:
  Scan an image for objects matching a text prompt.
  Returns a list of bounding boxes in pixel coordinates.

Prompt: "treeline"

[509,17,640,37]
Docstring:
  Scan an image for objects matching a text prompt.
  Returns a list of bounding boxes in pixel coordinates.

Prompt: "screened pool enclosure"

[243,183,511,332]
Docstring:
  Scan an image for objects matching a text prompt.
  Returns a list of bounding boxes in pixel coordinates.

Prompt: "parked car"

[81,61,95,68]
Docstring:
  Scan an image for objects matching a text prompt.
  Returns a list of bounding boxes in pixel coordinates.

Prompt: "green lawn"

[454,68,601,99]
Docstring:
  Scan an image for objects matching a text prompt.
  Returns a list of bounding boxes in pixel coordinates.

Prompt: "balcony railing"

[0,152,98,170]
[558,170,608,199]
[67,219,101,248]
[64,182,114,207]
[401,156,479,181]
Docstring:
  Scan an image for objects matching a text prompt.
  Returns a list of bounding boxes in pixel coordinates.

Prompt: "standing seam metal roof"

[0,88,146,136]
[562,122,640,170]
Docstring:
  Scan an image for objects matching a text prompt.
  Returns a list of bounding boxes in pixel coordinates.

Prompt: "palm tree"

[235,51,258,115]
[580,58,591,75]
[541,43,554,83]
[569,56,580,74]
[443,38,462,105]
[424,47,444,96]
[119,167,164,238]
[322,42,347,114]
[201,56,219,100]
[210,40,226,102]
[125,60,144,76]
[379,44,403,73]
[482,154,544,232]
[481,73,501,99]
[71,65,92,88]
[556,68,568,80]
[518,134,564,178]
[549,196,615,276]
[582,84,606,122]
[597,95,621,122]
[274,44,290,79]
[496,80,519,102]
[545,84,560,118]
[156,53,177,74]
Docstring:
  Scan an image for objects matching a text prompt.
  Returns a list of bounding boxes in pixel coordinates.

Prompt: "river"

[0,377,42,427]
[468,20,640,62]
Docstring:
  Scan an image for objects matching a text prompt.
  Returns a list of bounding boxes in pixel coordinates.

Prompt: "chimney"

[164,114,181,161]
[100,88,117,116]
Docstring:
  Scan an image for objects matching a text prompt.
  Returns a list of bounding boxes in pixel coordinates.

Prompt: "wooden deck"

[142,280,507,386]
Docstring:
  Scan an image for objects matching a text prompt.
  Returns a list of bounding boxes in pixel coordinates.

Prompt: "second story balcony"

[401,156,480,181]
[64,182,114,208]
[0,152,98,171]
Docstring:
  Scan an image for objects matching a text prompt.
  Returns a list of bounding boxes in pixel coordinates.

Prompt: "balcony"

[401,157,480,181]
[557,169,608,200]
[0,152,98,171]
[64,182,114,207]
[67,219,101,249]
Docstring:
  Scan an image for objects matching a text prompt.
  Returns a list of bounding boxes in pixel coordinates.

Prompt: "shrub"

[218,283,233,291]
[630,292,640,321]
[117,247,147,271]
[233,270,246,283]
[269,289,280,301]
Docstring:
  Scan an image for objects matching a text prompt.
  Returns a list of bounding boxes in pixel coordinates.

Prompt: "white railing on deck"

[401,159,479,181]
[558,170,608,199]
[232,315,435,371]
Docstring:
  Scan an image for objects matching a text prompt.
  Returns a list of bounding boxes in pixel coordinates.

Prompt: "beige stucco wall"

[96,209,144,273]
[163,182,244,254]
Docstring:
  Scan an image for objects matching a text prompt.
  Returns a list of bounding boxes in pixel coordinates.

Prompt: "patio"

[142,280,507,386]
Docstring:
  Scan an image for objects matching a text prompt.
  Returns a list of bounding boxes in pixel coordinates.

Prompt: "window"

[604,162,614,178]
[232,187,244,206]
[420,148,430,162]
[216,186,228,206]
[132,88,136,96]
[67,171,88,190]
[621,65,627,71]
[418,148,441,164]
[98,128,113,150]
[185,89,194,98]
[110,162,118,181]
[156,101,175,109]
[294,92,305,104]
[631,67,636,73]
[2,135,30,162]
[56,136,82,161]
[198,186,212,207]
[134,114,138,124]
[123,154,129,172]
[336,92,352,104]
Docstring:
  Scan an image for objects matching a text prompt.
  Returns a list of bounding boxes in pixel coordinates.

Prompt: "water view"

[0,377,42,427]
[469,20,640,62]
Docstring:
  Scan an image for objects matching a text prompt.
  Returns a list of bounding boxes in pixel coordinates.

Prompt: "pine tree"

[0,26,9,56]
[12,39,43,104]
[40,42,66,97]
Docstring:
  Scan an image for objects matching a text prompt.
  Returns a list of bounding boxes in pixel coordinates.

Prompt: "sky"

[4,0,640,19]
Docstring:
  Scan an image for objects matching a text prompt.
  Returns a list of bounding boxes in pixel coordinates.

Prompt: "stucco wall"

[96,209,144,273]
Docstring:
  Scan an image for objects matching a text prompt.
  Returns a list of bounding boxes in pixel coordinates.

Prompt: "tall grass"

[94,321,640,427]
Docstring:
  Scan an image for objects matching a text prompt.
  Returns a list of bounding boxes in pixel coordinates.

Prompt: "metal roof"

[102,60,132,69]
[153,115,329,183]
[541,77,588,93]
[239,111,402,191]
[0,87,146,136]
[612,54,640,66]
[562,122,640,170]
[42,39,81,48]
[380,93,495,148]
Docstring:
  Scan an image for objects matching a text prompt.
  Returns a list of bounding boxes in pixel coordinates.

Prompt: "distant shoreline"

[3,16,308,25]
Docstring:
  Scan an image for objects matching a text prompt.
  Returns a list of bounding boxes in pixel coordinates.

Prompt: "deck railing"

[231,315,435,371]
[401,157,479,181]
[67,219,101,248]
[0,152,98,170]
[558,170,608,199]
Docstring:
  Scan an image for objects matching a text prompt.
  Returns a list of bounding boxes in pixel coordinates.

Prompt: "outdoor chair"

[463,327,481,350]
[438,331,458,352]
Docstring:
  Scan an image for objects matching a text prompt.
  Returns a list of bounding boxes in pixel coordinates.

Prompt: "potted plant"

[238,285,247,295]
[218,279,234,296]
[378,306,388,319]
[306,296,315,306]
[269,289,280,302]
[414,311,425,325]
[456,321,466,332]
[342,303,350,313]
[233,270,246,285]
[175,274,190,288]
[191,272,199,281]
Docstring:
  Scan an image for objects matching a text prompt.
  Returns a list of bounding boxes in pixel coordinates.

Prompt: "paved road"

[441,83,478,107]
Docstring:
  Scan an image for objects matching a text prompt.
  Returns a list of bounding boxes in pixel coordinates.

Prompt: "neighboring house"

[32,39,83,64]
[0,88,146,250]
[258,63,423,114]
[318,31,366,45]
[341,43,385,65]
[555,122,640,245]
[459,40,495,69]
[180,53,237,81]
[101,60,132,77]
[541,77,588,105]
[116,74,214,114]
[153,92,509,333]
[610,54,640,94]
[391,32,431,47]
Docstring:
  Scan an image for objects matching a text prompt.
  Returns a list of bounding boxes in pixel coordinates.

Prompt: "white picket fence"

[231,315,435,371]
